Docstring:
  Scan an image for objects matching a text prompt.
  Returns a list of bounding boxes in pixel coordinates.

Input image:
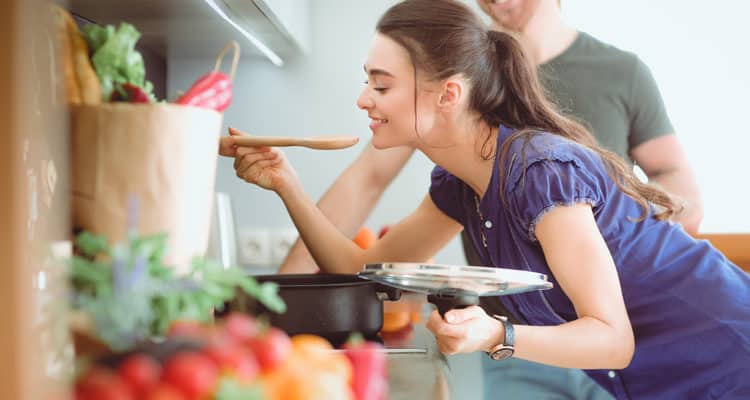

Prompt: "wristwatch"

[487,314,515,361]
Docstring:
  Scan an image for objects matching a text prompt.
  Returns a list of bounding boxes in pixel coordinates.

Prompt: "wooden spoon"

[229,127,359,150]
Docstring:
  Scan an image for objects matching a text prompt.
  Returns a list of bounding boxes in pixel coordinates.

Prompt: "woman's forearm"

[277,144,415,274]
[277,179,367,274]
[510,317,634,370]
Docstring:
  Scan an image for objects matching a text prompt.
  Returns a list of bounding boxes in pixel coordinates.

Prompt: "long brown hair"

[376,0,677,221]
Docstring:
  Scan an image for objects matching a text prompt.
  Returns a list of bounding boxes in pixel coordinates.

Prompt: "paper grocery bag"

[70,103,222,272]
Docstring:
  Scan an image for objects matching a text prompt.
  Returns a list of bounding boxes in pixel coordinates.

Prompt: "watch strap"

[500,315,514,347]
[488,314,514,361]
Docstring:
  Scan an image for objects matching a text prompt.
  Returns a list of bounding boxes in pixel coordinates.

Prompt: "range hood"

[70,0,309,66]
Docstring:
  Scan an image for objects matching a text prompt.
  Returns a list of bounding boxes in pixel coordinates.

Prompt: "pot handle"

[427,292,479,318]
[375,284,402,302]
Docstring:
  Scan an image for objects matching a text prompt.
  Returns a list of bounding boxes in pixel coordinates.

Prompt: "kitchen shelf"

[69,0,306,65]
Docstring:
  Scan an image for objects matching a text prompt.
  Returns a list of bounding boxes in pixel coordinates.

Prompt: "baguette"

[63,10,101,104]
[52,5,80,105]
[52,5,101,105]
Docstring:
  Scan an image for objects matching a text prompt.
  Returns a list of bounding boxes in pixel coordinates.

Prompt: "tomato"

[162,352,219,400]
[76,366,134,400]
[247,327,292,372]
[118,354,162,396]
[203,343,260,382]
[221,312,258,342]
[143,383,187,400]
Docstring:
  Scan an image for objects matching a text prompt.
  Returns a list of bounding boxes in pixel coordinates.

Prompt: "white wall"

[562,1,750,232]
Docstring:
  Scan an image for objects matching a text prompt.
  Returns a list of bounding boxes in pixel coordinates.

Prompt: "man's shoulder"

[573,32,640,67]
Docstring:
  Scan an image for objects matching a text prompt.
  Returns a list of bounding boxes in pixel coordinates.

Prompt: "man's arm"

[630,134,703,235]
[277,143,416,273]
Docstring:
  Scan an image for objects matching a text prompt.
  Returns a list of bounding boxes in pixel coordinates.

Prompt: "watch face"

[490,347,514,361]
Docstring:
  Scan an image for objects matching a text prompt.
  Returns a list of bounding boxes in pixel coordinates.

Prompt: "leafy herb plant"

[70,230,285,351]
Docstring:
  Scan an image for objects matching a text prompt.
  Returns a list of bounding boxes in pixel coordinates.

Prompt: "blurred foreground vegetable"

[74,313,368,400]
[344,334,388,400]
[70,230,285,351]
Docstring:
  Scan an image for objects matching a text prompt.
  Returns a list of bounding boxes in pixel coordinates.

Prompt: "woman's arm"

[281,187,462,273]
[517,203,634,368]
[278,143,416,274]
[428,203,634,370]
[233,145,460,274]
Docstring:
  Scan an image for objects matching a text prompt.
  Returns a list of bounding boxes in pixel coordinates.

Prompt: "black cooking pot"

[227,274,401,347]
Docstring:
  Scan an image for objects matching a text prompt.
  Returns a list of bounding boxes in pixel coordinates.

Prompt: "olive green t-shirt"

[538,31,675,162]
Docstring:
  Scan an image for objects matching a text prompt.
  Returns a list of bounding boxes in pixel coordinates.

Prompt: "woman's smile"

[368,115,389,131]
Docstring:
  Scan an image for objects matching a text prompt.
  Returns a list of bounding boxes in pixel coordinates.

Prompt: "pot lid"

[358,262,553,296]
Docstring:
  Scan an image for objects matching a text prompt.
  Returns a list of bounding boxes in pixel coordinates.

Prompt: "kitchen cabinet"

[2,1,73,398]
[695,233,750,272]
[70,0,309,66]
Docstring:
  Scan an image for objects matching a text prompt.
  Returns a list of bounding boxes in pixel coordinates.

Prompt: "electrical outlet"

[269,228,299,265]
[237,227,271,266]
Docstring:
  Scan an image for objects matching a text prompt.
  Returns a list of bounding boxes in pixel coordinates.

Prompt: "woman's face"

[357,33,440,150]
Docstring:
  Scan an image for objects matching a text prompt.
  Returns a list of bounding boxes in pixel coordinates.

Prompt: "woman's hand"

[218,128,243,157]
[233,146,298,193]
[426,306,504,355]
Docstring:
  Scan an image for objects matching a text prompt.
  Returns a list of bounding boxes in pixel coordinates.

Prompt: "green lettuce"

[82,22,155,101]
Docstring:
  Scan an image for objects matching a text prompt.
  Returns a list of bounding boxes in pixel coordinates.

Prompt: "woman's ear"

[438,79,464,110]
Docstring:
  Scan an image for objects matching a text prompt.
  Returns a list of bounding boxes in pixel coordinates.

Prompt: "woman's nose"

[356,88,373,110]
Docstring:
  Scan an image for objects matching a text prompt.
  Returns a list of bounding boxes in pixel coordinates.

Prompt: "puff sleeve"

[506,158,604,242]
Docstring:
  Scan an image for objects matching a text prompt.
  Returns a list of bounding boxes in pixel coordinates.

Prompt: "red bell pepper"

[176,71,233,112]
[343,334,388,400]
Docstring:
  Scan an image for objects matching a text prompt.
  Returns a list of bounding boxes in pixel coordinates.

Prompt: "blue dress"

[429,125,750,399]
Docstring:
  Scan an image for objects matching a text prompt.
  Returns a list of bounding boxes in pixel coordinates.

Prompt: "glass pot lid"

[358,262,553,297]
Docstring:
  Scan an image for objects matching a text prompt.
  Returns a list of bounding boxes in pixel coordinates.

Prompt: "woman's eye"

[364,80,388,93]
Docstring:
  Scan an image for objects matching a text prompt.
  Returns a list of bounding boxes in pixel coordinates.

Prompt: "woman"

[227,0,750,397]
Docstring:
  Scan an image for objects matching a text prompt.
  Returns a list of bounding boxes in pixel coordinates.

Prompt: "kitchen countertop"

[383,301,451,400]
